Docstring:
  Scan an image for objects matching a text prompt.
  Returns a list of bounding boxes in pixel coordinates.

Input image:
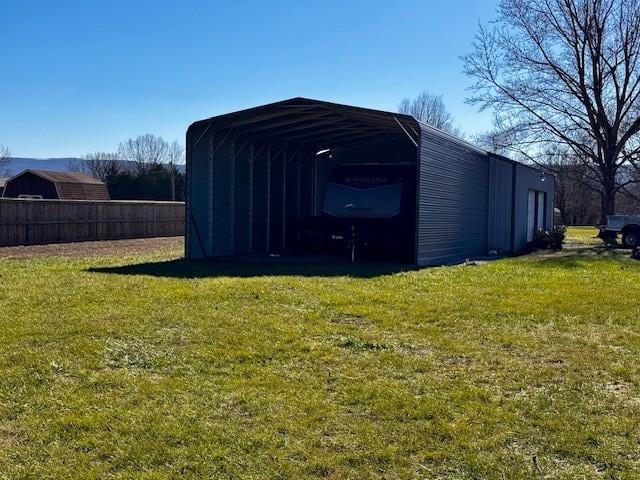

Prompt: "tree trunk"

[600,175,616,223]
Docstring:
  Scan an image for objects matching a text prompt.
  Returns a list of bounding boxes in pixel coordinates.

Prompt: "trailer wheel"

[622,229,640,249]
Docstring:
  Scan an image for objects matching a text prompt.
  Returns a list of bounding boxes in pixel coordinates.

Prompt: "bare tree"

[464,0,640,221]
[615,163,640,212]
[398,91,459,134]
[69,152,122,182]
[0,145,11,176]
[546,148,601,224]
[166,141,184,201]
[476,132,604,224]
[118,134,169,174]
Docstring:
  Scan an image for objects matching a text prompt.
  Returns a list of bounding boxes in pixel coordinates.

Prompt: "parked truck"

[599,215,640,248]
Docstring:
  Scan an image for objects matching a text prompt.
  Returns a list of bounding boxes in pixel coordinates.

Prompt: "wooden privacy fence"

[0,199,184,247]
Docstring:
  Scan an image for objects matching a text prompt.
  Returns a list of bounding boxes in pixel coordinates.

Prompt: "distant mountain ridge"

[4,158,80,176]
[3,158,185,177]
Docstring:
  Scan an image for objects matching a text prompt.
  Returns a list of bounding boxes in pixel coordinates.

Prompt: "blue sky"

[1,0,498,158]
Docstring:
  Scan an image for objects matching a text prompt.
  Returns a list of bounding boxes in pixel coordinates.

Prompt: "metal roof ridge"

[188,97,418,130]
[414,120,488,155]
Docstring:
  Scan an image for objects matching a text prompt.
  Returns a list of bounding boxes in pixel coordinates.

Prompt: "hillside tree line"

[70,134,185,201]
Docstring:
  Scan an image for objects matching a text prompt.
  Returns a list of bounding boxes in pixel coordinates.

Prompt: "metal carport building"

[185,97,554,266]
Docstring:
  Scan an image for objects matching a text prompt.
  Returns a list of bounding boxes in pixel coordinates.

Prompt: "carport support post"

[208,129,235,257]
[210,130,235,256]
[234,139,253,255]
[296,153,302,218]
[281,150,287,251]
[312,155,318,215]
[252,141,271,254]
[269,144,287,252]
[285,150,303,251]
[207,135,214,256]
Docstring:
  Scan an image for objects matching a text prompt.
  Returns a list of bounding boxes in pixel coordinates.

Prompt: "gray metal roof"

[189,97,424,151]
[189,97,544,174]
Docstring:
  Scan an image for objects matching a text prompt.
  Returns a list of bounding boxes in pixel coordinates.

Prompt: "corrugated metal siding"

[186,125,212,258]
[513,165,555,251]
[211,133,235,256]
[416,128,490,266]
[185,132,191,258]
[487,156,514,253]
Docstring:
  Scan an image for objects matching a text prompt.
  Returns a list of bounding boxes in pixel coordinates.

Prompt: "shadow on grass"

[87,258,416,279]
[528,245,630,268]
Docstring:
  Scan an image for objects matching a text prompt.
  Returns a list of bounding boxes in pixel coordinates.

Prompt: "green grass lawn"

[564,226,603,245]
[0,229,639,479]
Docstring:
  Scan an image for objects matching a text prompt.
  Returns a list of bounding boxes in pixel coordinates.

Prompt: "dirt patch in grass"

[104,328,185,371]
[0,423,23,450]
[333,335,393,351]
[331,314,370,326]
[0,236,183,259]
[104,338,167,370]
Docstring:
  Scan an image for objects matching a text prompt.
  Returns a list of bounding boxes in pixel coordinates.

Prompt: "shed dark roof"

[7,169,110,200]
[27,170,105,184]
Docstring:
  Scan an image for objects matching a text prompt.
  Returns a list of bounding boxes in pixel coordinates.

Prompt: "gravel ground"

[0,236,184,259]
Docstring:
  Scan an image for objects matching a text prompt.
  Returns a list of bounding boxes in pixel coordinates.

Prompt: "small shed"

[2,169,110,200]
[185,98,554,266]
